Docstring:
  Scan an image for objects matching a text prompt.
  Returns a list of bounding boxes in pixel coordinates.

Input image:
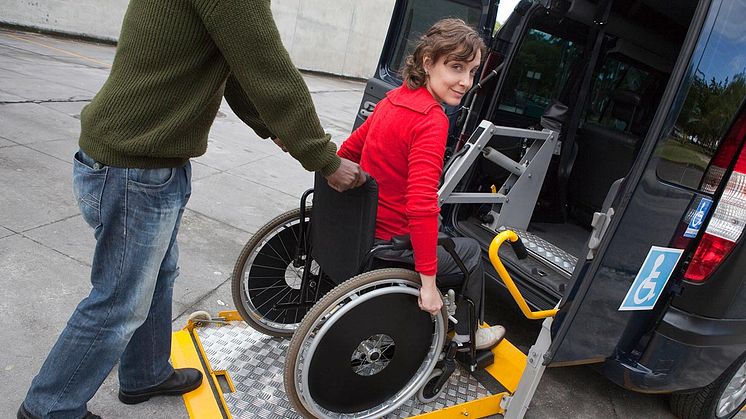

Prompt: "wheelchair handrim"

[294,278,445,419]
[242,217,307,333]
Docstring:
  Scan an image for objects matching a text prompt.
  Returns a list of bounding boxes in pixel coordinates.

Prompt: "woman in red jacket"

[338,18,504,351]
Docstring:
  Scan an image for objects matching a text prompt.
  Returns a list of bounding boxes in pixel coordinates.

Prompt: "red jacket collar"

[386,86,442,114]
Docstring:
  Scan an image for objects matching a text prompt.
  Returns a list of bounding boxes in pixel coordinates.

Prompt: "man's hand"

[272,137,288,152]
[325,158,366,192]
[418,274,442,316]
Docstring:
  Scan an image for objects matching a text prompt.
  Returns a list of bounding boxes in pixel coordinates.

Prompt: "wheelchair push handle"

[488,231,558,320]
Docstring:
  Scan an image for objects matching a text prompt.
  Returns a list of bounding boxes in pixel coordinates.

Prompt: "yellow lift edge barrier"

[171,230,558,418]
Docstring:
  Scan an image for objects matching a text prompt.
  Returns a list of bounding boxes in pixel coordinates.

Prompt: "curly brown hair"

[402,18,486,89]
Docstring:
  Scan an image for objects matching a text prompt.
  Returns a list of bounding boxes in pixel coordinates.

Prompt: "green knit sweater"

[79,0,341,175]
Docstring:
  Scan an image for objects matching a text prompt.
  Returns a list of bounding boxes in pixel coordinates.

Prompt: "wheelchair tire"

[284,268,448,418]
[231,207,331,337]
[416,368,447,403]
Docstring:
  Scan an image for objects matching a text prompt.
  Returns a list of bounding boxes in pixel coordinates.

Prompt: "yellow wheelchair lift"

[412,230,558,419]
[171,230,558,419]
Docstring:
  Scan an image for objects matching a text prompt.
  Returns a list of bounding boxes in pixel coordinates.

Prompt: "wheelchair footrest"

[457,348,495,370]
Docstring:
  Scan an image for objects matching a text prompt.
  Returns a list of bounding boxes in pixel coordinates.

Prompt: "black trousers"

[376,237,485,335]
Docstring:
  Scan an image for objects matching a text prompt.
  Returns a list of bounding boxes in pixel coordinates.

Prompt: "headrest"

[612,89,642,107]
[611,90,642,127]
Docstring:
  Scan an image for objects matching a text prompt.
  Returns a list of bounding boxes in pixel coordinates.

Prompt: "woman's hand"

[418,274,442,315]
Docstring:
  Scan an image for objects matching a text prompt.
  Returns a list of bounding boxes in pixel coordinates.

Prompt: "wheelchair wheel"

[284,268,448,418]
[231,207,332,337]
[416,368,447,403]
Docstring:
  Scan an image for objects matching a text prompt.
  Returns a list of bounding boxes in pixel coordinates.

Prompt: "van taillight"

[685,114,746,282]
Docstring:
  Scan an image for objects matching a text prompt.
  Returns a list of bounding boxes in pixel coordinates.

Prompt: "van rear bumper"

[601,306,746,393]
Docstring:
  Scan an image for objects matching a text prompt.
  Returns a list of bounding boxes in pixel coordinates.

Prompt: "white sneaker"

[475,325,506,350]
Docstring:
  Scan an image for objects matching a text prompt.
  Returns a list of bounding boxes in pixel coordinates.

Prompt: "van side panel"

[553,0,746,392]
[551,171,693,363]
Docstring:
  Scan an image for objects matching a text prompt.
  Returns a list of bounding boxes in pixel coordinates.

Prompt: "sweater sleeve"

[199,0,341,176]
[223,75,275,140]
[406,112,449,276]
[337,111,373,163]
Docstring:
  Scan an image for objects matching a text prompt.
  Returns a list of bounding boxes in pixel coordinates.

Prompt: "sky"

[497,0,521,24]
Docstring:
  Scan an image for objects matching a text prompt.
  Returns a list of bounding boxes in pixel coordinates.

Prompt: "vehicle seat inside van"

[568,89,643,225]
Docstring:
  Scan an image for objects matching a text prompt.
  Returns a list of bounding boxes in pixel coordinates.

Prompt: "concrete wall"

[0,0,128,41]
[0,0,395,78]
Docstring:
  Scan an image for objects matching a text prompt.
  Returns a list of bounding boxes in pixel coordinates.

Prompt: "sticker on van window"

[619,246,684,311]
[684,197,713,238]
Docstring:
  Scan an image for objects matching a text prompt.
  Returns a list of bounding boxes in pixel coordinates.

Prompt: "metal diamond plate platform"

[197,321,492,418]
[500,227,578,278]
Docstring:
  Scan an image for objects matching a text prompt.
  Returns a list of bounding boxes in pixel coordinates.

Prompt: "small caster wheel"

[188,310,212,323]
[417,368,446,403]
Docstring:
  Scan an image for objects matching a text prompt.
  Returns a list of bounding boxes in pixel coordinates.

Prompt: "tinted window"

[585,57,662,134]
[386,0,481,77]
[497,28,583,119]
[656,1,746,189]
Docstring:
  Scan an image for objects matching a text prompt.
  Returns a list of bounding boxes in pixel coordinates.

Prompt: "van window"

[386,0,482,77]
[584,57,662,133]
[497,28,583,119]
[656,1,746,190]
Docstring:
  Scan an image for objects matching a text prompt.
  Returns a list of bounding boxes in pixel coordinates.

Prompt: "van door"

[352,0,499,130]
[546,0,714,365]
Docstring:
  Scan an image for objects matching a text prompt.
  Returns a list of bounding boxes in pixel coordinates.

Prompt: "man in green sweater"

[18,1,364,418]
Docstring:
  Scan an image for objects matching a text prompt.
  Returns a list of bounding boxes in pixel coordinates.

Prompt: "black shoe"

[118,368,203,405]
[17,404,101,419]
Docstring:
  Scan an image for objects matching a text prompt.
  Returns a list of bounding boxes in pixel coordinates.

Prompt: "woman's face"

[423,50,481,106]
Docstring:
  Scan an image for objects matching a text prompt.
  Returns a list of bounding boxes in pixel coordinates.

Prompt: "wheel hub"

[284,259,319,290]
[351,334,395,376]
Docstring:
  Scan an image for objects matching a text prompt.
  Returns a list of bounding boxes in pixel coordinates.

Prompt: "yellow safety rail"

[488,230,559,320]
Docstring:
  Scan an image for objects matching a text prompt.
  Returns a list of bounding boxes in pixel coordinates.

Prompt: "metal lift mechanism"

[439,120,558,232]
[171,121,561,418]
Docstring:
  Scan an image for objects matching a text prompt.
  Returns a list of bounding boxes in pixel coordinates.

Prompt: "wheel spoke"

[255,287,293,312]
[265,241,290,263]
[253,250,290,265]
[374,334,384,348]
[276,228,294,262]
[251,279,285,299]
[271,289,300,322]
[247,268,288,275]
[248,284,289,291]
[379,343,395,353]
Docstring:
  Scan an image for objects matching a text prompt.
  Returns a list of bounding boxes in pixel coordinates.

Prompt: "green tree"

[678,72,746,152]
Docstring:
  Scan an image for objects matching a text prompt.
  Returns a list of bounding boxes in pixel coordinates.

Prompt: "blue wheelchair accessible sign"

[684,197,712,238]
[619,246,684,311]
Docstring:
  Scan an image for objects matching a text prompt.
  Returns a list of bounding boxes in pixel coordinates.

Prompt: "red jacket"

[338,86,448,275]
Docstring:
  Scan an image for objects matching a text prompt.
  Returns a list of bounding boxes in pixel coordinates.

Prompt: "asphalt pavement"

[0,27,703,419]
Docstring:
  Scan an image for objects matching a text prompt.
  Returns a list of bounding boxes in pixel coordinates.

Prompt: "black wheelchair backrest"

[310,172,378,285]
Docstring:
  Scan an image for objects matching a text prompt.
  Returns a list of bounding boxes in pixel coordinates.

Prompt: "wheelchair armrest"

[437,233,455,251]
[391,233,454,251]
[390,234,413,251]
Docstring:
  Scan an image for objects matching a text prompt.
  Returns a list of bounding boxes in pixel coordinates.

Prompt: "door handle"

[587,207,614,260]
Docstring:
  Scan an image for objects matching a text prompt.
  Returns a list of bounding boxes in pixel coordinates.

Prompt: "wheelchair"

[231,171,529,418]
[230,171,378,337]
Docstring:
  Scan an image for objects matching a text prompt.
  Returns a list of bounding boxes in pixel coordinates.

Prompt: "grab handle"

[488,231,558,320]
[510,237,529,260]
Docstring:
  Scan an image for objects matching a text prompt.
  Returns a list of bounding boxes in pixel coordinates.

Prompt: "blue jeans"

[23,151,192,419]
